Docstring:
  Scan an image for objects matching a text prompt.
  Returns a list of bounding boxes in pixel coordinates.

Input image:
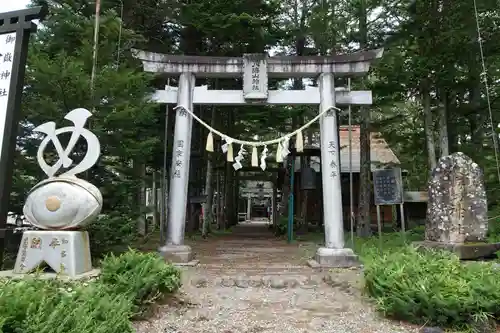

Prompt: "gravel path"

[134,268,418,333]
[134,223,419,333]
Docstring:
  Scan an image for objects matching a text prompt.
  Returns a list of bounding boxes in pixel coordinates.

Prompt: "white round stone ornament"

[22,107,103,230]
[23,176,103,230]
[13,108,103,277]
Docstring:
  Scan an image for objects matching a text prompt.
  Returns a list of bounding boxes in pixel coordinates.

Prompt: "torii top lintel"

[0,6,48,33]
[132,48,384,78]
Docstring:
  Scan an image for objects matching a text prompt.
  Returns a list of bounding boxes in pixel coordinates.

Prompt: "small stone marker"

[415,152,500,259]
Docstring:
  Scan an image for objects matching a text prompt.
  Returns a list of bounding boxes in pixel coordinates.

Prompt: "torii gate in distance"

[133,49,383,267]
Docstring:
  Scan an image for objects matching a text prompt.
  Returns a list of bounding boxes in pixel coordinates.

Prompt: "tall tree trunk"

[293,72,306,231]
[468,53,484,150]
[220,169,226,229]
[447,93,458,153]
[217,168,223,229]
[356,0,372,237]
[300,115,309,232]
[279,31,306,223]
[134,160,147,236]
[232,174,239,226]
[159,105,172,244]
[223,109,235,228]
[422,84,437,170]
[202,107,216,237]
[280,116,299,219]
[152,171,159,231]
[438,91,450,157]
[186,107,203,233]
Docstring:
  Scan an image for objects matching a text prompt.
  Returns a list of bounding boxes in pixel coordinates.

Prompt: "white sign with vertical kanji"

[242,54,268,100]
[0,32,16,158]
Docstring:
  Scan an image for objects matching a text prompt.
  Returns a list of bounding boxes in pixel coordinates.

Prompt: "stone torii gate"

[133,49,383,267]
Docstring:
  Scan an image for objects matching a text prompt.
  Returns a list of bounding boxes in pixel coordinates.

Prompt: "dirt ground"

[134,222,420,333]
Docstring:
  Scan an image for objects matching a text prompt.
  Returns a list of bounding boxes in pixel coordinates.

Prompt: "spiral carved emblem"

[24,108,103,230]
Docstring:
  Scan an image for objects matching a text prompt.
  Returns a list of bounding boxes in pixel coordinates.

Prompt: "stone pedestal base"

[159,244,196,265]
[308,247,360,268]
[0,268,100,281]
[413,241,500,260]
[13,230,92,277]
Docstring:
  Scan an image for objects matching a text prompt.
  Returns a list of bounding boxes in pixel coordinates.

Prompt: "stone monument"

[415,152,500,259]
[12,108,102,277]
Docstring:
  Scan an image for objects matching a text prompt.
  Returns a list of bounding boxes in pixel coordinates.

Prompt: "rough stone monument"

[416,152,500,259]
[12,108,102,277]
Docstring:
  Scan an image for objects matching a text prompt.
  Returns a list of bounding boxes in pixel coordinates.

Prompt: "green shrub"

[86,213,137,260]
[0,278,134,333]
[364,246,500,329]
[488,205,500,243]
[0,278,61,332]
[100,249,182,313]
[25,284,134,333]
[0,249,182,332]
[354,227,425,259]
[275,216,301,236]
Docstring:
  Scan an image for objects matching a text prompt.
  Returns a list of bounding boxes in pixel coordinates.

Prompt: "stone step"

[198,270,312,278]
[184,269,363,298]
[195,266,317,275]
[187,274,324,289]
[197,264,308,269]
[186,273,359,294]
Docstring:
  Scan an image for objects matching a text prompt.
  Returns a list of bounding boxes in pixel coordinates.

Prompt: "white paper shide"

[0,32,16,159]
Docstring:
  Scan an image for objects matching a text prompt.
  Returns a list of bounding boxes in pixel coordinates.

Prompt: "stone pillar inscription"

[318,73,344,249]
[167,72,195,245]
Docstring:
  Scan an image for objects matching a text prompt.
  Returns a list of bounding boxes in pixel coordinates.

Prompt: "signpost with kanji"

[0,6,48,268]
[372,167,405,245]
[0,33,16,152]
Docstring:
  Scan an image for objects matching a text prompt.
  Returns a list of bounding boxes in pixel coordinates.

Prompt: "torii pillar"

[134,49,383,266]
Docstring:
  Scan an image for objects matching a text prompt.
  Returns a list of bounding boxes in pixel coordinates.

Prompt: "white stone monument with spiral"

[13,108,102,277]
